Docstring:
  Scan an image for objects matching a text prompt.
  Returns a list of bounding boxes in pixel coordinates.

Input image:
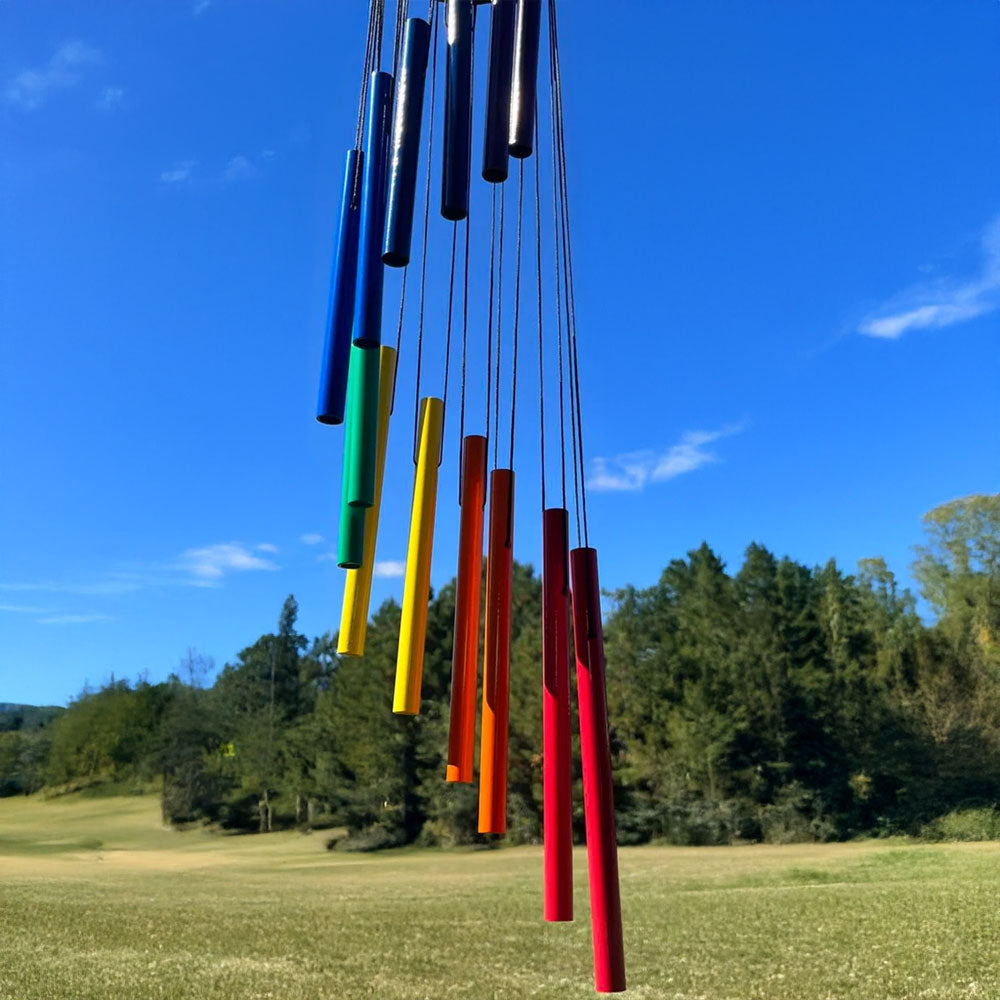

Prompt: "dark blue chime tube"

[442,0,474,221]
[354,71,394,349]
[316,149,363,425]
[482,0,516,183]
[509,0,541,159]
[383,18,430,267]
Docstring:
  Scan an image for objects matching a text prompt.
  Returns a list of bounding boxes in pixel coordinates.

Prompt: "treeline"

[2,494,998,847]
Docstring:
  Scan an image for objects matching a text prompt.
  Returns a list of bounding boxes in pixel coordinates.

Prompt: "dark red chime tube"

[478,469,514,833]
[570,546,626,994]
[447,435,487,783]
[509,0,541,158]
[542,507,573,921]
[482,0,516,183]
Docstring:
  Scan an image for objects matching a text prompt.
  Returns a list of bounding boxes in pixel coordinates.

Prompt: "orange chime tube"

[478,468,514,832]
[542,507,573,921]
[570,546,626,994]
[447,435,488,783]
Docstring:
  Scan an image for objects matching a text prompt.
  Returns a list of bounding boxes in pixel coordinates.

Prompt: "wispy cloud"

[4,41,100,111]
[373,560,406,579]
[36,613,111,625]
[176,542,279,584]
[193,0,212,15]
[221,154,258,183]
[858,215,1000,340]
[255,542,279,554]
[0,603,50,615]
[589,424,745,493]
[95,85,124,111]
[160,160,196,184]
[300,533,324,546]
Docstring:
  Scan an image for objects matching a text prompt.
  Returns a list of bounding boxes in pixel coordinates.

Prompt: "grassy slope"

[1,795,999,1000]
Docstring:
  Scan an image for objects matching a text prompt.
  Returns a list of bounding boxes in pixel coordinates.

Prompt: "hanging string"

[391,0,408,79]
[534,115,546,512]
[439,221,459,464]
[492,183,506,470]
[355,0,382,150]
[411,2,439,460]
[508,160,524,472]
[458,214,471,500]
[485,185,497,463]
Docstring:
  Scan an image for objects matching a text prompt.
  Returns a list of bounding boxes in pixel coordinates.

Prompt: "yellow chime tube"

[393,396,443,714]
[337,346,398,657]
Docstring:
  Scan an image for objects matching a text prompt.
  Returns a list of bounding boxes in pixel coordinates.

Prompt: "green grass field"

[1,795,999,999]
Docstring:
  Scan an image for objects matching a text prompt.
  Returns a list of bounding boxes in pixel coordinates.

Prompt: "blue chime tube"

[482,0,516,183]
[383,18,430,267]
[353,71,394,349]
[508,0,541,159]
[442,0,474,221]
[316,149,363,425]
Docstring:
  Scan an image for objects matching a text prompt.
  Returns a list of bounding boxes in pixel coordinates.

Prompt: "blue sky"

[2,1,998,706]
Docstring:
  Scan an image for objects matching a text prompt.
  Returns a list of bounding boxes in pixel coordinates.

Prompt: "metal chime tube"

[508,0,541,158]
[442,0,474,220]
[354,71,394,348]
[338,346,398,655]
[482,0,516,183]
[336,348,373,569]
[478,468,514,833]
[570,546,626,994]
[317,150,363,425]
[447,434,488,782]
[394,397,444,715]
[543,506,573,921]
[344,344,381,508]
[383,19,430,267]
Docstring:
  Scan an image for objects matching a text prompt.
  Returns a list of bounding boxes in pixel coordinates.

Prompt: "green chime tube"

[345,344,381,509]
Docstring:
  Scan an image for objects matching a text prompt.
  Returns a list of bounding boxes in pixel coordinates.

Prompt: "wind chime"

[315,0,625,992]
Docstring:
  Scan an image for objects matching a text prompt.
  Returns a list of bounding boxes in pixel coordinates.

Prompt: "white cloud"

[300,533,324,546]
[160,160,195,184]
[4,41,100,111]
[36,614,111,625]
[193,0,212,14]
[588,424,744,493]
[859,215,1000,340]
[0,603,49,614]
[256,542,279,554]
[95,85,124,111]
[221,154,257,182]
[373,560,406,579]
[177,542,279,583]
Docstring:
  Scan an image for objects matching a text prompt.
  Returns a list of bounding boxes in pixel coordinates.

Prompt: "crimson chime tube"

[478,468,514,833]
[353,71,394,348]
[542,507,573,921]
[442,0,474,220]
[316,150,363,425]
[383,18,430,267]
[482,0,516,183]
[447,435,488,783]
[570,546,626,994]
[508,0,541,159]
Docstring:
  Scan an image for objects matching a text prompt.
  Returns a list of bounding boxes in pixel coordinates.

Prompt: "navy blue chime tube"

[482,0,516,183]
[508,0,541,159]
[383,18,430,267]
[442,0,474,221]
[316,149,363,425]
[353,71,394,349]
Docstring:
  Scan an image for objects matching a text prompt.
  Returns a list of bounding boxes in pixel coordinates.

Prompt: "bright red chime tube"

[447,435,487,783]
[478,468,514,833]
[570,546,626,994]
[542,506,573,921]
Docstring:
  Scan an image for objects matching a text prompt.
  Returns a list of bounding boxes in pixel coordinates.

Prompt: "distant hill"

[0,703,64,732]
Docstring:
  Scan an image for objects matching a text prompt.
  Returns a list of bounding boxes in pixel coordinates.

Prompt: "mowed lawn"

[1,796,999,1000]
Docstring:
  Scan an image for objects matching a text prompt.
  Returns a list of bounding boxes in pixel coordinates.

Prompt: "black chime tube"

[383,18,430,267]
[508,0,541,158]
[482,0,516,183]
[442,0,474,221]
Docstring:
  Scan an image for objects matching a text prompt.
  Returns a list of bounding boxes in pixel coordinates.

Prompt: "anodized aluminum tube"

[316,149,363,425]
[570,546,626,994]
[442,0,474,220]
[394,397,444,715]
[344,344,380,508]
[508,0,541,158]
[482,0,516,183]
[383,19,430,267]
[338,347,397,656]
[447,435,488,783]
[353,71,394,348]
[478,468,514,833]
[542,506,573,921]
